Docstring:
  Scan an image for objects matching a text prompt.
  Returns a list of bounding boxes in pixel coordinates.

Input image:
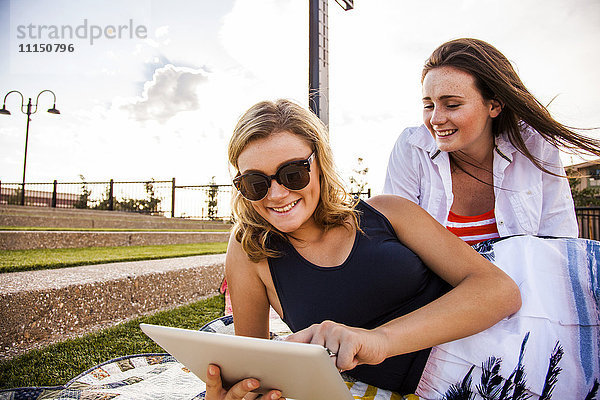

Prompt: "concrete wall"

[0,254,226,360]
[0,230,230,250]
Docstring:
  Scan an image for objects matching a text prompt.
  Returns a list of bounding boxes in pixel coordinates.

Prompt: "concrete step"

[0,254,226,360]
[0,230,230,250]
[0,205,232,230]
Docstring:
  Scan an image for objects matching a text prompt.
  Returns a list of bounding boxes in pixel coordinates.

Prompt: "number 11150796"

[19,43,75,53]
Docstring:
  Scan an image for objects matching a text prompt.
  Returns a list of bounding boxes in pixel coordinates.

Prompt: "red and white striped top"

[446,209,500,246]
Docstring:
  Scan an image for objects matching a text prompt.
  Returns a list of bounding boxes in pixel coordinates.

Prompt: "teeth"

[436,129,457,137]
[272,200,299,213]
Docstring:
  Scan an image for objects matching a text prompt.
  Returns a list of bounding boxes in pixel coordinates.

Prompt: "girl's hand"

[205,364,285,400]
[285,320,389,371]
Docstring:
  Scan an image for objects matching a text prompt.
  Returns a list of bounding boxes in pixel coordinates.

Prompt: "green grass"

[0,226,230,232]
[0,242,228,273]
[0,294,225,389]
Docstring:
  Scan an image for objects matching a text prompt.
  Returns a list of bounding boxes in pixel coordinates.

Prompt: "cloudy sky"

[1,0,599,194]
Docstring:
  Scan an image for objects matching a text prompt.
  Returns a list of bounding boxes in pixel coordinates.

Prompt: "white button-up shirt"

[383,124,578,238]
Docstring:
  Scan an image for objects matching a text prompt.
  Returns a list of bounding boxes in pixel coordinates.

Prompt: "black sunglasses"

[233,152,315,201]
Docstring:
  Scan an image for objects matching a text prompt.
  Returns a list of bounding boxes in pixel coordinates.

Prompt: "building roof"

[566,158,600,170]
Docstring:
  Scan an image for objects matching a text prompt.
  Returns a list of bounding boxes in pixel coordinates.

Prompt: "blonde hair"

[228,99,358,262]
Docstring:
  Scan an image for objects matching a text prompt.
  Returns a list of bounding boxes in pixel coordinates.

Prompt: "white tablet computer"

[140,323,354,400]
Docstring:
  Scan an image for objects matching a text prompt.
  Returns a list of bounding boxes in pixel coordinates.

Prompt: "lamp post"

[309,0,353,127]
[0,90,60,205]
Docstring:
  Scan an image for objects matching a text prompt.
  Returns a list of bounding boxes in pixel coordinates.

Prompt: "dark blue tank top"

[268,200,450,393]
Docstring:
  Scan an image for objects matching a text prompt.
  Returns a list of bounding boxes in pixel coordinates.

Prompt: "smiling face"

[422,66,502,160]
[236,130,321,235]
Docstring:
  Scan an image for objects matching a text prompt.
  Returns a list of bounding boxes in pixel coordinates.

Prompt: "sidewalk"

[0,254,225,360]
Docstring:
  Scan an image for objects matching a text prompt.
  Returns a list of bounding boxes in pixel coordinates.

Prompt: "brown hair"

[422,38,600,174]
[228,99,358,262]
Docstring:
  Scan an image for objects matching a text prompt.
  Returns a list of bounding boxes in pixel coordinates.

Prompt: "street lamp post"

[309,0,353,127]
[0,90,60,205]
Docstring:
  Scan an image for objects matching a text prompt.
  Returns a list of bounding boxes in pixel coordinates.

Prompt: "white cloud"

[121,64,210,123]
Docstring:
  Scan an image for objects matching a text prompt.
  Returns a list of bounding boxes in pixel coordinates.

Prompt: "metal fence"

[173,184,233,220]
[576,207,600,240]
[0,179,234,220]
[0,179,372,221]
